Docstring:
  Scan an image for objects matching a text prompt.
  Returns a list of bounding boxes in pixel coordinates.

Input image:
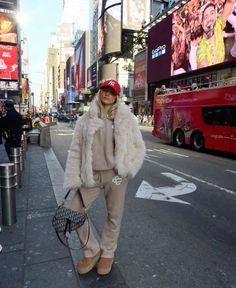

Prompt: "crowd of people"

[171,0,236,75]
[135,114,154,126]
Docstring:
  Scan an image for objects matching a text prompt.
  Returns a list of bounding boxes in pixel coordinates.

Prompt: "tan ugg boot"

[97,257,113,275]
[77,251,100,274]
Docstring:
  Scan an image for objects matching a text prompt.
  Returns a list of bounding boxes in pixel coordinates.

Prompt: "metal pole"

[0,163,17,226]
[9,147,22,189]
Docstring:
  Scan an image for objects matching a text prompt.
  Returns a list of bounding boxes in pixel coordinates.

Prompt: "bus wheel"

[191,132,204,151]
[173,130,185,147]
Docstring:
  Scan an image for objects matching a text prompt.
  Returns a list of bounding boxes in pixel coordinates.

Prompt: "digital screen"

[21,37,29,75]
[134,49,147,101]
[0,44,18,80]
[0,10,17,44]
[22,78,29,100]
[147,0,236,82]
[0,80,17,90]
[98,0,121,59]
[74,33,85,95]
[147,16,172,83]
[122,0,150,30]
[171,0,236,76]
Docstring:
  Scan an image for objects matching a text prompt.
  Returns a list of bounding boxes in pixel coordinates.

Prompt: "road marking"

[226,169,236,174]
[146,154,162,159]
[136,172,196,205]
[145,158,236,196]
[154,148,189,157]
[147,148,188,158]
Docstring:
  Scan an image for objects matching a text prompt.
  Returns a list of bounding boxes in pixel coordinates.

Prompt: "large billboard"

[147,0,236,83]
[21,37,29,75]
[0,9,17,44]
[98,0,121,59]
[134,49,147,101]
[74,33,85,96]
[22,77,29,101]
[0,44,18,80]
[122,0,150,30]
[87,62,97,89]
[147,16,172,83]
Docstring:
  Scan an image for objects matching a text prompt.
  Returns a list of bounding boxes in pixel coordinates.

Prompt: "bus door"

[157,108,174,141]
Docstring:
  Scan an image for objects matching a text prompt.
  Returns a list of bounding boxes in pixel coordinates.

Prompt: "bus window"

[202,106,230,126]
[227,106,236,126]
[213,107,229,126]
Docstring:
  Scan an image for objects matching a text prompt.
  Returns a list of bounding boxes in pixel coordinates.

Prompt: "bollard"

[21,136,26,160]
[0,163,17,226]
[23,131,28,151]
[9,147,22,188]
[20,145,24,172]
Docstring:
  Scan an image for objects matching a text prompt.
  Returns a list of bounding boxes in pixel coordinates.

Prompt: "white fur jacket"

[63,100,146,191]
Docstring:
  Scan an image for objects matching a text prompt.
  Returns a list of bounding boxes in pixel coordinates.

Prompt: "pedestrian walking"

[63,79,146,275]
[0,99,22,159]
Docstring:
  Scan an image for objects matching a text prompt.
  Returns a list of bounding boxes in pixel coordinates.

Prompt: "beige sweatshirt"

[92,118,115,171]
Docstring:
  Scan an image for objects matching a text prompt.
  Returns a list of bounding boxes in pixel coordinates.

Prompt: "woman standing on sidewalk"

[63,79,146,275]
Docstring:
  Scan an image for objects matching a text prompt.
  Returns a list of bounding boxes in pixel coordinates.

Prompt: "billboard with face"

[98,0,121,59]
[0,44,18,80]
[122,0,150,30]
[147,0,236,83]
[74,33,85,95]
[0,10,17,44]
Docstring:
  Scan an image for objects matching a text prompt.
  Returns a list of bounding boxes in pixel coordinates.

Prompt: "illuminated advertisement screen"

[0,10,17,44]
[147,16,172,83]
[0,80,18,90]
[74,33,85,95]
[21,37,29,75]
[122,0,150,30]
[98,0,121,59]
[147,0,236,83]
[0,44,18,80]
[22,78,29,100]
[134,49,147,101]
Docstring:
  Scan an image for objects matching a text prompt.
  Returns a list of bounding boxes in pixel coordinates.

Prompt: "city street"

[50,122,236,288]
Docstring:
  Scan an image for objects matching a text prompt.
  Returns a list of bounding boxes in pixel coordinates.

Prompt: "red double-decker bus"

[152,85,236,154]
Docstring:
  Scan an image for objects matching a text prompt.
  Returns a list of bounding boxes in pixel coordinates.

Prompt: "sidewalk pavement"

[0,144,80,288]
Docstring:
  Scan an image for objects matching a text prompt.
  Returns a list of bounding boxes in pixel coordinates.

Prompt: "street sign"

[135,172,197,205]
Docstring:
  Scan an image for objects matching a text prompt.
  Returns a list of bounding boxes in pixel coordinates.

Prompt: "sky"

[20,0,62,103]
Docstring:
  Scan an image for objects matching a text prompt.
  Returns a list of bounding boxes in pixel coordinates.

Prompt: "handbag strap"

[64,189,86,208]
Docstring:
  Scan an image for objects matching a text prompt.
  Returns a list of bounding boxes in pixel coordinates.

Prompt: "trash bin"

[0,163,17,226]
[38,122,51,148]
[9,147,22,189]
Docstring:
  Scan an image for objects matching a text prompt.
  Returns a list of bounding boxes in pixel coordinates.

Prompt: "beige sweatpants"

[70,169,128,258]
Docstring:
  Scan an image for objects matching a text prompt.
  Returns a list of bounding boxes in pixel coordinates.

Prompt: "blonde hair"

[95,92,119,120]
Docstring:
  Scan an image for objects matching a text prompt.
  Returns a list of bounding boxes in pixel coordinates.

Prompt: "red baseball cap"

[99,79,120,96]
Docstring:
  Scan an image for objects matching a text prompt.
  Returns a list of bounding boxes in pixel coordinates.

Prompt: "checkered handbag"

[52,205,86,233]
[52,189,89,249]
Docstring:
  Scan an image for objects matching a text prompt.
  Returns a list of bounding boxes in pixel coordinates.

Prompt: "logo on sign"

[152,45,166,59]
